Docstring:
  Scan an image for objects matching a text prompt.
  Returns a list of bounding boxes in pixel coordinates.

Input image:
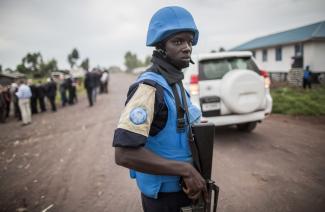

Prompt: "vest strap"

[171,84,186,132]
[178,81,202,173]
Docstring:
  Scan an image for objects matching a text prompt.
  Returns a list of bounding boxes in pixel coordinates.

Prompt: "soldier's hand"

[182,164,208,201]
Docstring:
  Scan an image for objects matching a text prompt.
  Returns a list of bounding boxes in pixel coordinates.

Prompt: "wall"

[254,45,294,73]
[304,41,325,73]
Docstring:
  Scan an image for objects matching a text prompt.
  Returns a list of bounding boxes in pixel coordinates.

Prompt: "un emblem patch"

[129,107,147,125]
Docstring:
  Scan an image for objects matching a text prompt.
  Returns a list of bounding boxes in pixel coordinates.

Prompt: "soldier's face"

[165,32,193,69]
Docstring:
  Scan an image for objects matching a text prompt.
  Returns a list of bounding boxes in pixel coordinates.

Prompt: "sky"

[1,0,325,70]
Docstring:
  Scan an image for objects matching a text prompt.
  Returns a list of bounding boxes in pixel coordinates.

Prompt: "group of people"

[0,74,81,126]
[84,68,109,107]
[0,67,110,125]
[59,75,78,107]
[29,78,58,114]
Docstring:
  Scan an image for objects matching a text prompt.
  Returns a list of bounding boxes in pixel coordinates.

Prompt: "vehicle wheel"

[236,121,257,132]
[220,70,265,114]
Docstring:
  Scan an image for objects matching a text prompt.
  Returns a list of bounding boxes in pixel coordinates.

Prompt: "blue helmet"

[146,6,199,47]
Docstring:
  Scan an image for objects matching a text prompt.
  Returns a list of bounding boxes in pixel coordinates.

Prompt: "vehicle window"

[199,57,259,80]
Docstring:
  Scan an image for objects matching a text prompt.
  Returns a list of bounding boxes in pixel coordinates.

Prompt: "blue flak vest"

[129,71,201,199]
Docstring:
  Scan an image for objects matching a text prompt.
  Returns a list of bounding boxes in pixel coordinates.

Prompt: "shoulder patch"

[117,83,156,137]
[130,107,147,125]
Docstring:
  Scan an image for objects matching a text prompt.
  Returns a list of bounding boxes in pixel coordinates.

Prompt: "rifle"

[176,82,219,212]
[180,123,219,212]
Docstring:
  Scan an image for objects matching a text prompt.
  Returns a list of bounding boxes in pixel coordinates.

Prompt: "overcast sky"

[1,0,325,70]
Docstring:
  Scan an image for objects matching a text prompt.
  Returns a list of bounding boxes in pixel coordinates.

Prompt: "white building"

[232,21,325,81]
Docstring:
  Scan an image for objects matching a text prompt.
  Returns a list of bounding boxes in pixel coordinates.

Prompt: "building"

[0,72,26,86]
[232,21,325,82]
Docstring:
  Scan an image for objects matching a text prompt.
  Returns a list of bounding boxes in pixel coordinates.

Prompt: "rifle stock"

[181,123,219,212]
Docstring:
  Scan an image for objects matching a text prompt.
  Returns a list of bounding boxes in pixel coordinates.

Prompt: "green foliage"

[22,52,43,75]
[16,52,58,78]
[0,65,2,73]
[40,58,58,76]
[67,48,80,68]
[124,51,151,71]
[16,64,29,74]
[271,86,325,116]
[80,58,89,71]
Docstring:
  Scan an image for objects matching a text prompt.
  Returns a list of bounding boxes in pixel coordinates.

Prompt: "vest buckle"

[177,118,186,132]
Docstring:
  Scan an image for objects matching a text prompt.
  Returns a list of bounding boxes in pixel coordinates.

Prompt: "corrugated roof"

[0,72,26,79]
[232,21,325,50]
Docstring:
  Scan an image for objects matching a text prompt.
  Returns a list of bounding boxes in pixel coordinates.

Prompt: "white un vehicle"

[183,51,272,132]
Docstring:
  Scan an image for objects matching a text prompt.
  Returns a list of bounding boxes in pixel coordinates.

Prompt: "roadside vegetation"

[271,85,325,116]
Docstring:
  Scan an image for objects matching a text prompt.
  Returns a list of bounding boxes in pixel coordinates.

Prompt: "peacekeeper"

[113,6,207,212]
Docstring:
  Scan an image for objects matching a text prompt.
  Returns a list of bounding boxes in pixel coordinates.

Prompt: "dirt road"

[0,72,324,212]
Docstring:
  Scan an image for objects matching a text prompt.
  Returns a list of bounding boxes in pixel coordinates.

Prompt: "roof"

[0,72,26,79]
[232,20,325,50]
[195,51,253,61]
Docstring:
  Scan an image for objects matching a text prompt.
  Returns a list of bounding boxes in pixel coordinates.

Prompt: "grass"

[271,85,325,116]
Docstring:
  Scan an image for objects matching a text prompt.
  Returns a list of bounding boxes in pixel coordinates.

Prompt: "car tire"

[220,70,265,114]
[236,121,257,132]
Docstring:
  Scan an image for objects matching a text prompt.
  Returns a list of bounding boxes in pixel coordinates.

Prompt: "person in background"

[16,79,32,126]
[36,81,47,112]
[84,69,96,107]
[100,70,109,94]
[0,85,7,123]
[303,65,312,89]
[72,78,78,103]
[45,78,57,112]
[10,81,21,120]
[93,68,101,102]
[59,74,68,107]
[3,85,11,119]
[67,75,75,105]
[29,80,38,114]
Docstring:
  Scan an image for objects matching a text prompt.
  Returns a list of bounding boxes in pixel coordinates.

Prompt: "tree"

[23,52,43,73]
[124,51,150,71]
[16,64,29,74]
[40,59,58,76]
[16,52,57,77]
[67,48,80,68]
[17,52,43,76]
[80,58,89,71]
[0,65,2,74]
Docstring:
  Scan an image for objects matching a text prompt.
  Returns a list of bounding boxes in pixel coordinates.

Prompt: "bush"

[271,86,325,116]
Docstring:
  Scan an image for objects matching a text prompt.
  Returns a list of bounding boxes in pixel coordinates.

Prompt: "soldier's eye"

[174,40,182,45]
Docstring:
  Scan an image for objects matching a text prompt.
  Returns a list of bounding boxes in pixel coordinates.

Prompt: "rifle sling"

[171,82,202,174]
